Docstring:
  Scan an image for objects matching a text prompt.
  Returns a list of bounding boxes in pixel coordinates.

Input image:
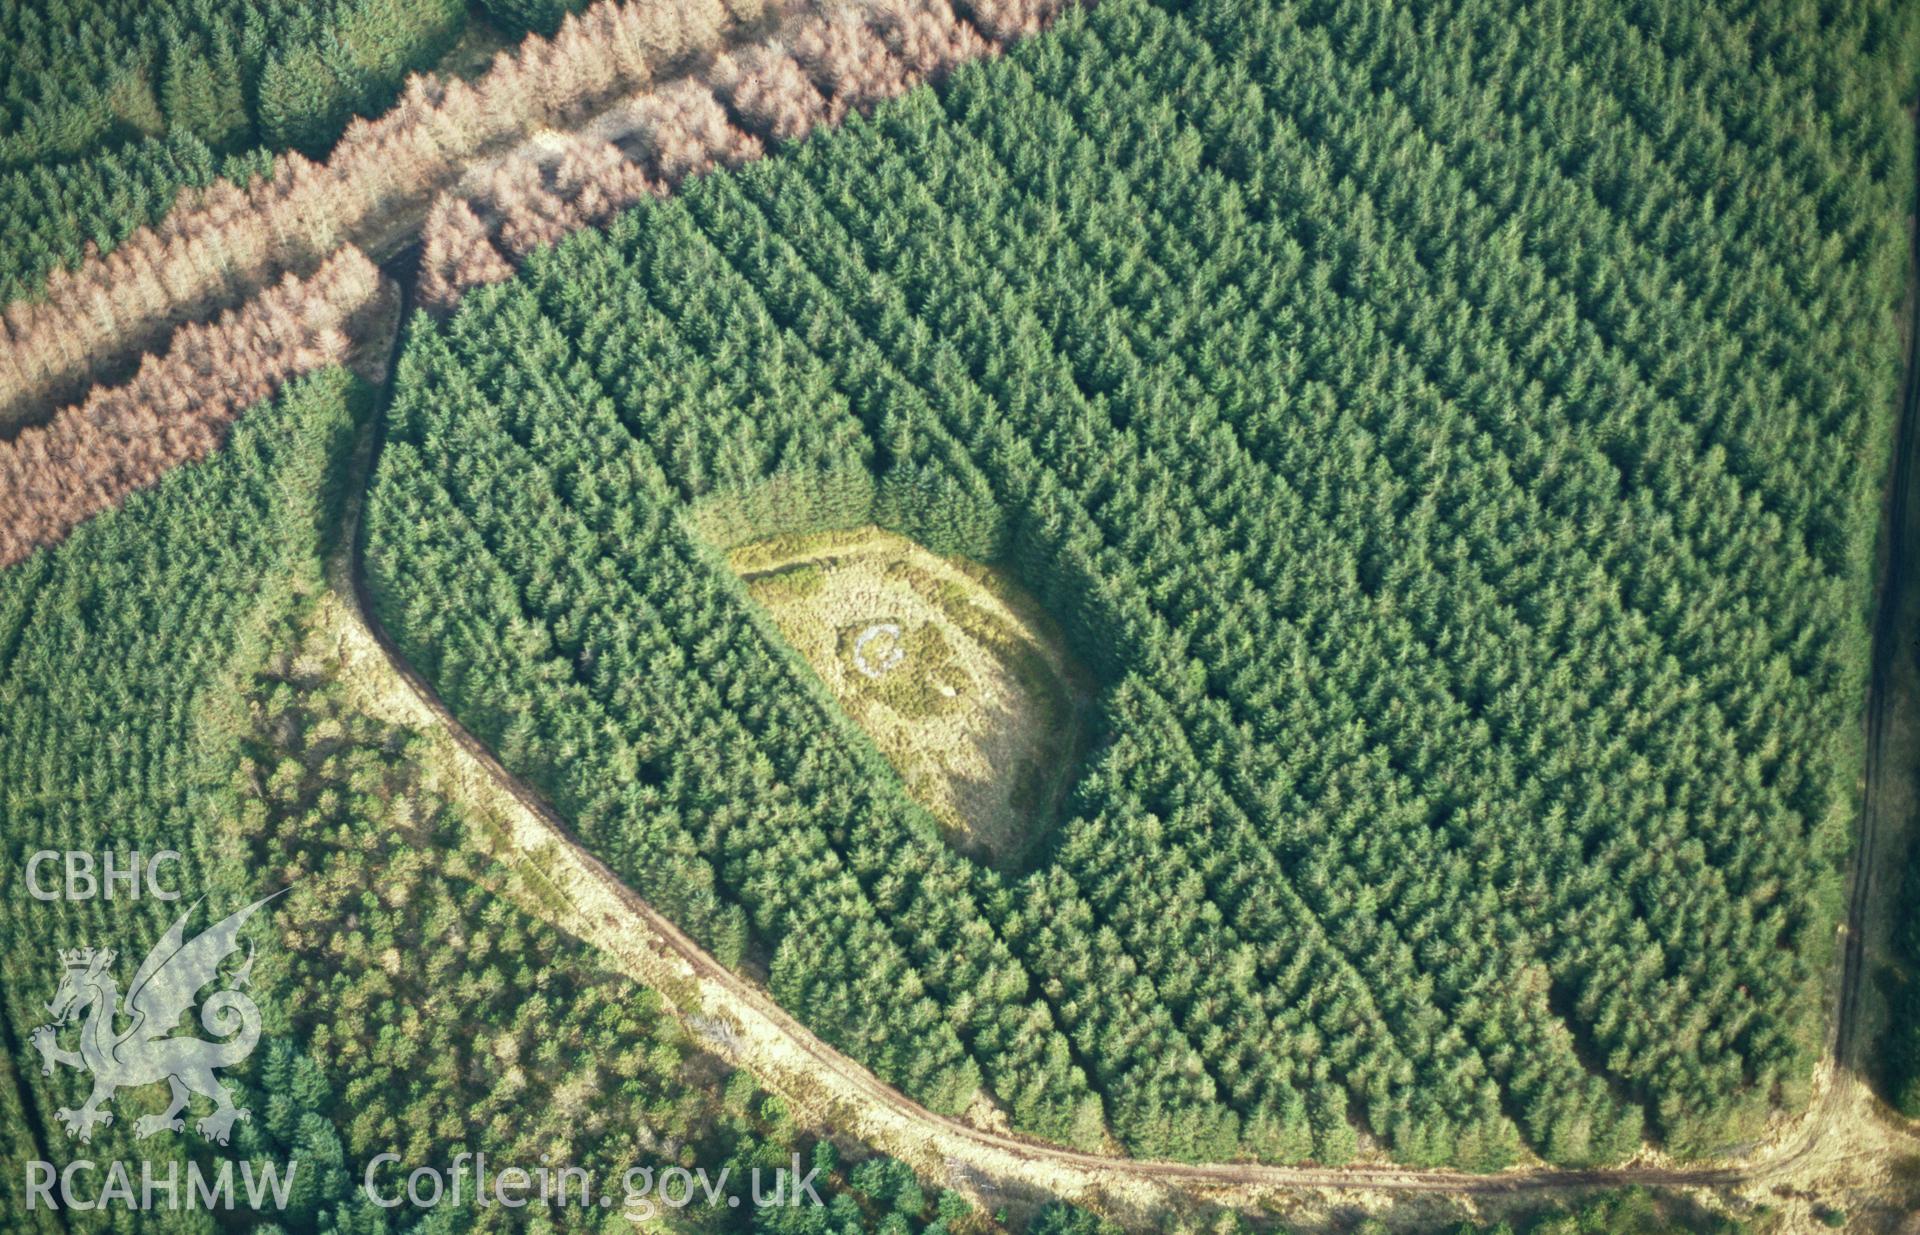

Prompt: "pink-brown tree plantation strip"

[0,0,749,428]
[0,249,382,569]
[424,0,1023,305]
[0,0,1072,566]
[0,0,1076,430]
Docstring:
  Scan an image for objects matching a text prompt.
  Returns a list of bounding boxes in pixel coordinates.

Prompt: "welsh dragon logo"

[30,891,283,1146]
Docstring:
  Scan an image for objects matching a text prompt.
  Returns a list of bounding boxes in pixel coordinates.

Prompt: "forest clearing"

[4,0,1920,1231]
[733,526,1092,867]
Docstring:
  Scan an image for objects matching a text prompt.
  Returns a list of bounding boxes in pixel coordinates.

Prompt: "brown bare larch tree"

[0,0,737,427]
[418,196,517,311]
[715,44,831,145]
[0,249,382,568]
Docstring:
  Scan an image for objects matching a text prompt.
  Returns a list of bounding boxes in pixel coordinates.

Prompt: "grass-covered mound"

[733,527,1092,869]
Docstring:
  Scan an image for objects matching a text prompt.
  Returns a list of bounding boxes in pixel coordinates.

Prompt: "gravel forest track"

[327,122,1920,1210]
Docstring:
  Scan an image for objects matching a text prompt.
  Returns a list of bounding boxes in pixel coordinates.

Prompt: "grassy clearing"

[732,526,1092,869]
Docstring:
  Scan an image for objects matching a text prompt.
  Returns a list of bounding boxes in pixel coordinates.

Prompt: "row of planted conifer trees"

[364,0,1916,1169]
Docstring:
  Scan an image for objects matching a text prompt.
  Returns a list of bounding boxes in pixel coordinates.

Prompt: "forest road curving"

[330,122,1920,1204]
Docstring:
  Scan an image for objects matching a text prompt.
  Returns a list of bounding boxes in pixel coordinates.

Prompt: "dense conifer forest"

[0,0,470,303]
[0,369,997,1233]
[5,0,1920,1223]
[365,0,1919,1169]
